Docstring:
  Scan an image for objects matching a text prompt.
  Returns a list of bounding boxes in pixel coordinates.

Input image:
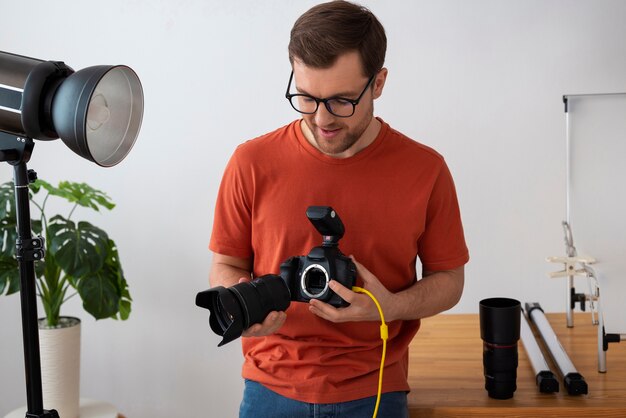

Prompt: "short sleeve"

[417,161,469,271]
[209,148,254,259]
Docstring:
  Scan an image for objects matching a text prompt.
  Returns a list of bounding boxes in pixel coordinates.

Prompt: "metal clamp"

[16,236,46,261]
[547,255,596,279]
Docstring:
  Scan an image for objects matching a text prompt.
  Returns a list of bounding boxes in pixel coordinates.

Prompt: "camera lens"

[483,343,518,399]
[301,264,329,298]
[479,298,521,399]
[195,275,291,346]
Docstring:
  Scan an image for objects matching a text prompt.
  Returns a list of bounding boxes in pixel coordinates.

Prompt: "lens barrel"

[482,342,518,399]
[479,298,521,399]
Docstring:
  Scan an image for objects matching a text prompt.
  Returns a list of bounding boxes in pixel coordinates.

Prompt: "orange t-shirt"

[209,118,469,403]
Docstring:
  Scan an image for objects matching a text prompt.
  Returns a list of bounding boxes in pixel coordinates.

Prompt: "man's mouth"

[318,126,341,139]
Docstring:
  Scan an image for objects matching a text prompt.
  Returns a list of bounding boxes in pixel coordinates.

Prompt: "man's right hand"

[237,277,287,338]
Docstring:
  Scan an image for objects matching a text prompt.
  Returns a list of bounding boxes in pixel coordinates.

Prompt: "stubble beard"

[307,107,374,156]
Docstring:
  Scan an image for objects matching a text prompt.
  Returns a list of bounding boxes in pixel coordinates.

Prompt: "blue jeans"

[240,379,409,418]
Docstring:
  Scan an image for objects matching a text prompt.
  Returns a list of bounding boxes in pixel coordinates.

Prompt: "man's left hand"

[308,256,396,322]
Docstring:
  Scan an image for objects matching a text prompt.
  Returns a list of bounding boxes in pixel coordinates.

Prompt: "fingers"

[307,279,359,322]
[308,298,344,322]
[309,294,378,323]
[309,282,379,323]
[328,280,356,303]
[349,255,375,285]
[242,311,286,338]
[311,256,393,323]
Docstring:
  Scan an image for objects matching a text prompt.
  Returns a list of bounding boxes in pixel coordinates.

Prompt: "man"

[209,1,469,417]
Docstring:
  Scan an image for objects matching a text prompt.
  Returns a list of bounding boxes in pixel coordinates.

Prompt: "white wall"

[1,1,625,416]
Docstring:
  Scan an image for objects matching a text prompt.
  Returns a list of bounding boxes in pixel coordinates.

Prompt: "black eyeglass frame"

[285,71,376,118]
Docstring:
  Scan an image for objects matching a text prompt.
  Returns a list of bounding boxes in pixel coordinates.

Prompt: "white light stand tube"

[520,311,559,393]
[526,302,588,395]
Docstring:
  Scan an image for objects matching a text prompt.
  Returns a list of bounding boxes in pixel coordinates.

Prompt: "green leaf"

[31,219,42,236]
[117,298,132,320]
[34,180,115,212]
[0,182,15,220]
[108,240,132,320]
[0,255,20,295]
[0,217,17,258]
[48,216,109,277]
[28,179,45,195]
[77,239,130,320]
[0,182,17,258]
[0,181,42,258]
[77,269,120,320]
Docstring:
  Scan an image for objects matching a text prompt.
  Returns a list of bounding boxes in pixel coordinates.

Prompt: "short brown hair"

[288,1,387,77]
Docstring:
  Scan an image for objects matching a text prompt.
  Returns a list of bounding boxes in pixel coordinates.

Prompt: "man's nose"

[314,102,336,126]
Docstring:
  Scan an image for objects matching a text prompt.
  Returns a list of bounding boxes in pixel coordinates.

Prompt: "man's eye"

[329,98,352,107]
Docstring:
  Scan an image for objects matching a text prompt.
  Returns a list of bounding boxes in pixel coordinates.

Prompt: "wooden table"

[407,313,626,417]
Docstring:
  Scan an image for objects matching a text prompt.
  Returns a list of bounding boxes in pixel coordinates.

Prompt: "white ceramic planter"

[38,317,81,418]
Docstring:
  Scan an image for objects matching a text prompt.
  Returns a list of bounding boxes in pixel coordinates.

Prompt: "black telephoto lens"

[479,298,521,399]
[196,275,291,346]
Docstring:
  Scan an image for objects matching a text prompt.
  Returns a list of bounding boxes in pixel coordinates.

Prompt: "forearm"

[387,266,464,321]
[209,253,252,288]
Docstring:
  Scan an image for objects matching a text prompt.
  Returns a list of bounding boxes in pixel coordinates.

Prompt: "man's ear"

[372,67,388,100]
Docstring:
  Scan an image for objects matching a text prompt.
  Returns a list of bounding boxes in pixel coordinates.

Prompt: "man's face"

[291,51,385,158]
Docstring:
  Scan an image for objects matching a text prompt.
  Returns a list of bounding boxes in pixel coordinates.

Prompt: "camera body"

[281,206,356,306]
[196,206,356,346]
[280,244,356,307]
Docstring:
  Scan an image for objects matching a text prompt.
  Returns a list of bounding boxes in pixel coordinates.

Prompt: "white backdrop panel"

[568,94,626,333]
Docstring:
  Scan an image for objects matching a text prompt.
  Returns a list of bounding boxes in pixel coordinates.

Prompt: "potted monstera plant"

[0,179,131,418]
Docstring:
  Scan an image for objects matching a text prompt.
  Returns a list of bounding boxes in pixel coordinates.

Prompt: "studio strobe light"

[0,51,142,166]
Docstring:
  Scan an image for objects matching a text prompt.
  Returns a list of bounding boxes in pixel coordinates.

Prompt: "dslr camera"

[196,206,356,346]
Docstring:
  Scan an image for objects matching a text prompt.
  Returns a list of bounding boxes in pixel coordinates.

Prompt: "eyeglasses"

[285,71,376,118]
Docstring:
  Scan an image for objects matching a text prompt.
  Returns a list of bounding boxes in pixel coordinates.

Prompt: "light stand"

[582,264,625,373]
[545,93,626,373]
[1,133,56,417]
[1,50,143,418]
